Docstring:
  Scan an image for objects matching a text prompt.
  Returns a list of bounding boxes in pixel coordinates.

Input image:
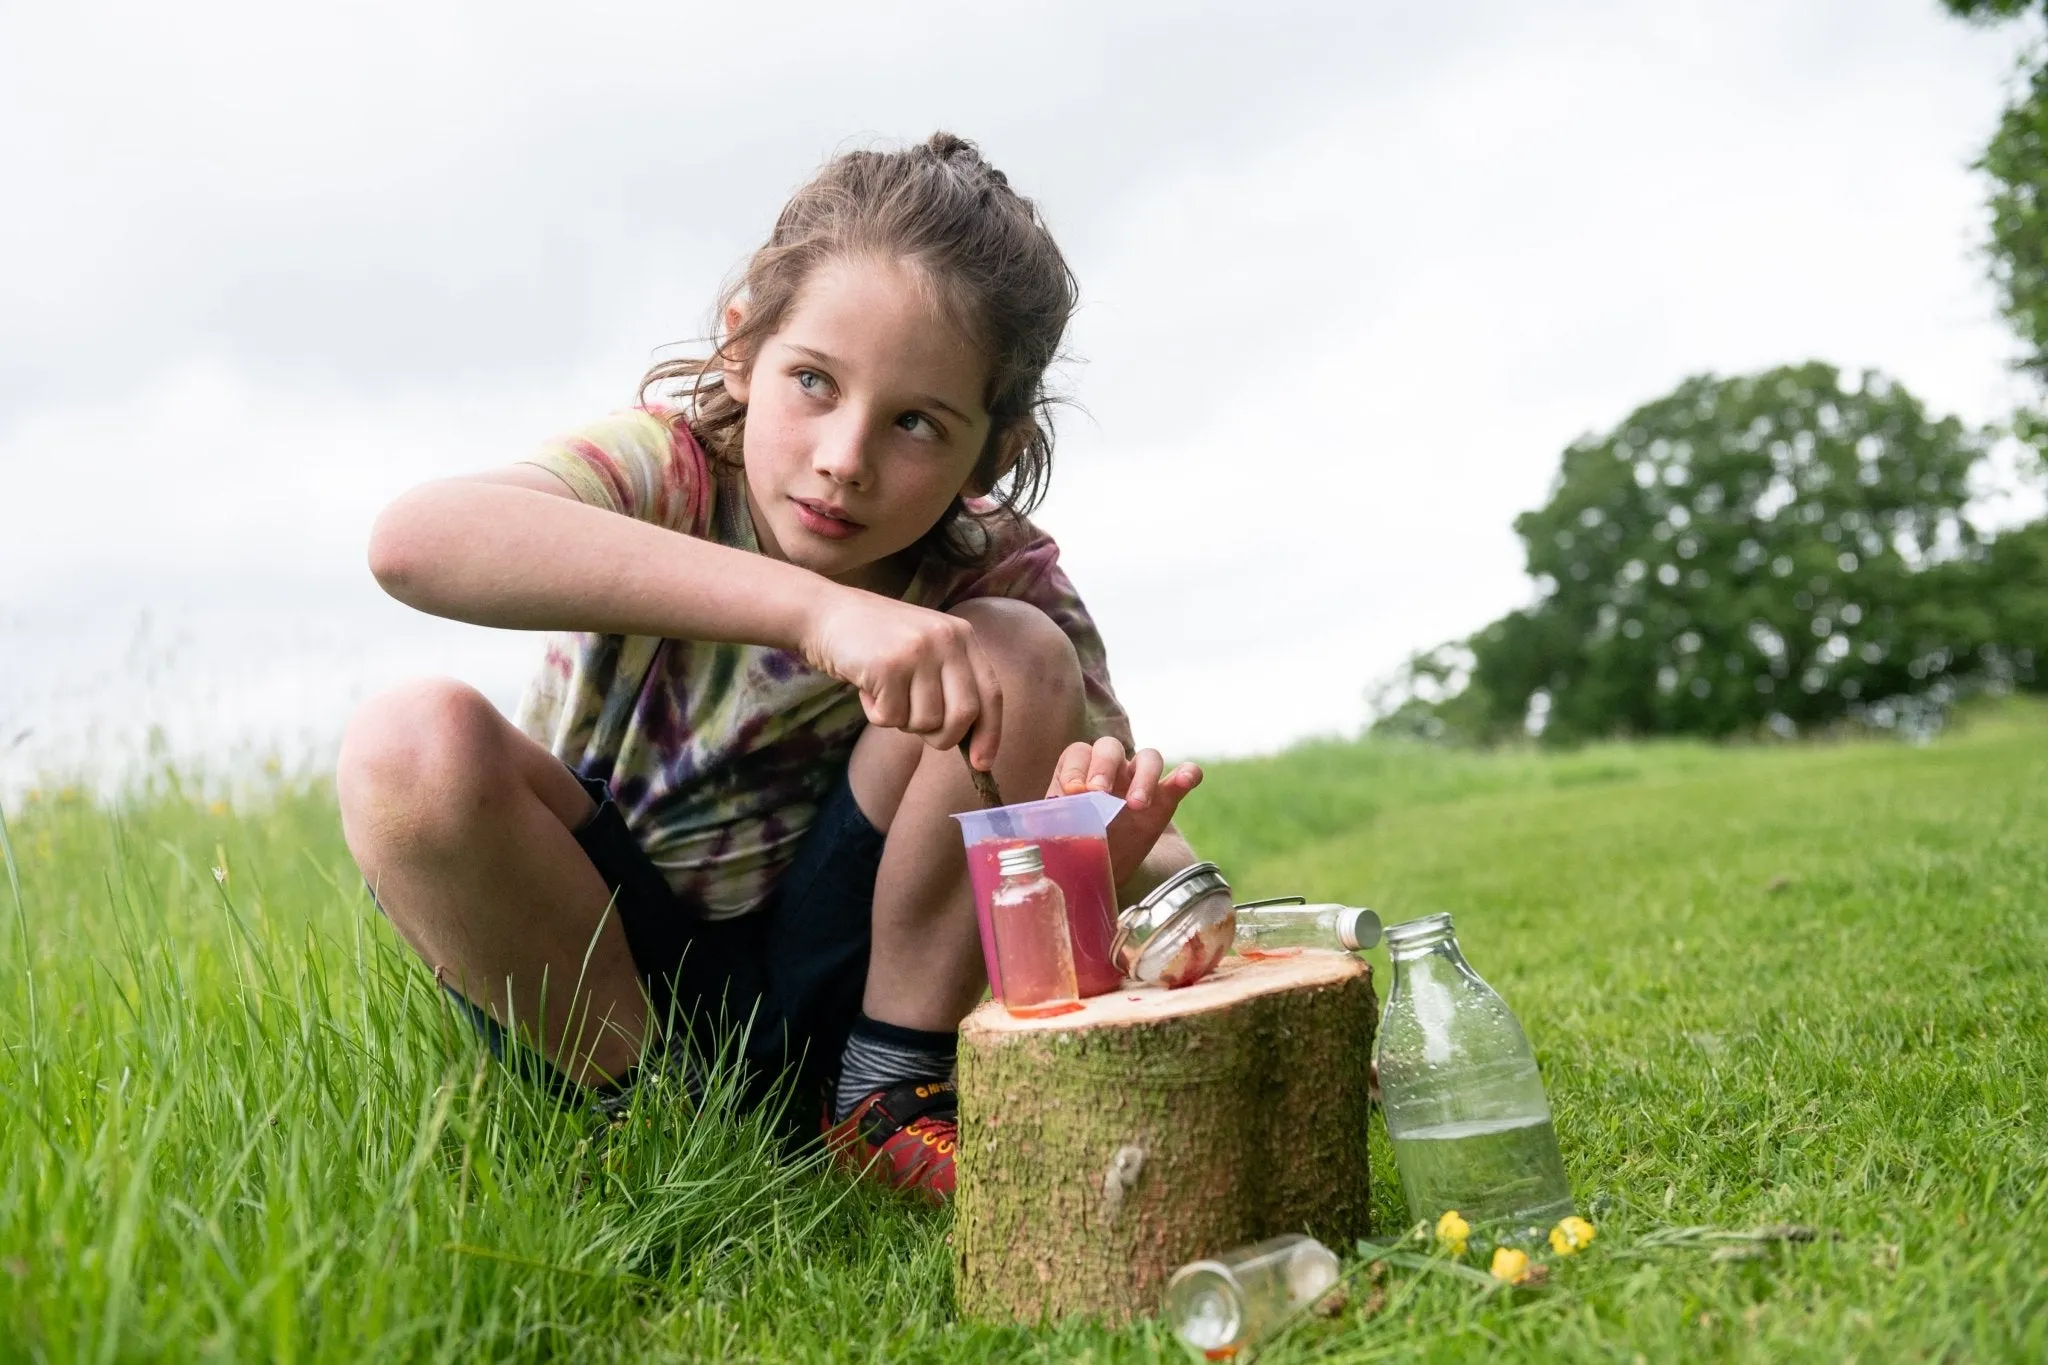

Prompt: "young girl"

[337,133,1204,1202]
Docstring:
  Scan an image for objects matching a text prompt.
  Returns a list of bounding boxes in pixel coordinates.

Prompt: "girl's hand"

[1046,737,1203,887]
[798,585,1004,769]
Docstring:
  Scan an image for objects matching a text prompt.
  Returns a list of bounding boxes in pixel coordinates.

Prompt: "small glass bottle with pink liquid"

[990,844,1084,1019]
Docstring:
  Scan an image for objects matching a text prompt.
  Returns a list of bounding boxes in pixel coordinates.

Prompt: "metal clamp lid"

[1135,861,1232,917]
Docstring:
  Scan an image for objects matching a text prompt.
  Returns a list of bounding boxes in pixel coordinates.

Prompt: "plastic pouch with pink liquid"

[953,792,1125,1001]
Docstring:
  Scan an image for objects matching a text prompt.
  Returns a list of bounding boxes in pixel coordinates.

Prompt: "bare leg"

[849,598,1088,1032]
[337,679,645,1086]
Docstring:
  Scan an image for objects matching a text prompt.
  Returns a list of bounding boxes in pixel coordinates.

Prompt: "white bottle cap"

[1338,906,1382,951]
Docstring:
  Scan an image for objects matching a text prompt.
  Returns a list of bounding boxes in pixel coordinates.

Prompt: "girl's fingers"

[1147,761,1203,818]
[1123,748,1166,810]
[1085,735,1126,792]
[864,676,910,730]
[906,667,948,742]
[936,656,981,755]
[1048,742,1201,807]
[966,640,1004,773]
[1053,741,1095,795]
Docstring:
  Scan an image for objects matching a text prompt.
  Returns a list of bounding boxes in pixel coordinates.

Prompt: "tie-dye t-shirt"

[514,405,1132,920]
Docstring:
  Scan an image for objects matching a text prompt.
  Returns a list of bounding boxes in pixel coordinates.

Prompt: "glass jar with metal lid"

[1111,861,1239,988]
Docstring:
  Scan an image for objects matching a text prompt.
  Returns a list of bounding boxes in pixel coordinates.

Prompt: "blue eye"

[898,412,938,437]
[796,369,829,395]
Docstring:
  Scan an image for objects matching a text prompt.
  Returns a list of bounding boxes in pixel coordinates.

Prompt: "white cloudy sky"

[1,0,2040,788]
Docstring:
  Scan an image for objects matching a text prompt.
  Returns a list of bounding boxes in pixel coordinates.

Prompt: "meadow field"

[2,704,2044,1361]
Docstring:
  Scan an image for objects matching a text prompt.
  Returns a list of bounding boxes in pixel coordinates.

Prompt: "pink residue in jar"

[1148,901,1237,989]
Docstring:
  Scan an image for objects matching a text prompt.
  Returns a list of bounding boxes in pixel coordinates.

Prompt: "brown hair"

[640,132,1079,566]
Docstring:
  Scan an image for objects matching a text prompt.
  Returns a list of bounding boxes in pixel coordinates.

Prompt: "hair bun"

[924,130,1012,192]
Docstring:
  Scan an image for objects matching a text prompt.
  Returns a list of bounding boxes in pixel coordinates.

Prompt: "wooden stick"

[960,735,1004,809]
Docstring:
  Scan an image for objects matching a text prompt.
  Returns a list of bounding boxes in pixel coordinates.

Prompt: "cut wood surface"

[954,950,1377,1325]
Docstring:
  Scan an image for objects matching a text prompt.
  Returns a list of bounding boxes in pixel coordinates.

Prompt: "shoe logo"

[905,1119,958,1158]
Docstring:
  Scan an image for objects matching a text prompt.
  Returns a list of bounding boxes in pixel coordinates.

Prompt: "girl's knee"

[951,598,1082,702]
[338,679,509,839]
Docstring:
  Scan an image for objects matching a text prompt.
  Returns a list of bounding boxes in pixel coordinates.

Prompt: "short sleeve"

[519,405,711,535]
[932,522,1136,748]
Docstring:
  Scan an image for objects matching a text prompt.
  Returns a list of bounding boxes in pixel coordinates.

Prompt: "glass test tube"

[1163,1233,1340,1358]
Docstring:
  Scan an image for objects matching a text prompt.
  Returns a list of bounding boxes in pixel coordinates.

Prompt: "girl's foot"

[822,1079,958,1202]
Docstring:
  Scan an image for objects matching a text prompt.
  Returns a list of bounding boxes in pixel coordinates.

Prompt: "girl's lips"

[792,497,864,541]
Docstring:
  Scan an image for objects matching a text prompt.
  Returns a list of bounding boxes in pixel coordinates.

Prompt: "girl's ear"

[968,423,1032,496]
[720,300,752,403]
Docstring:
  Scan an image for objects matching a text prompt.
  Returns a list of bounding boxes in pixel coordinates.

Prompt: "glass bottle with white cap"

[1232,897,1382,956]
[989,843,1082,1018]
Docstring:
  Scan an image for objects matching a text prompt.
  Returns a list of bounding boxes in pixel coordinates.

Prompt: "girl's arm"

[370,467,818,642]
[367,468,1006,768]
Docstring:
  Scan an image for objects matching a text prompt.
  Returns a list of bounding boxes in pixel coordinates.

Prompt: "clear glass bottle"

[1163,1234,1339,1357]
[1233,900,1381,956]
[1373,912,1573,1237]
[990,843,1082,1018]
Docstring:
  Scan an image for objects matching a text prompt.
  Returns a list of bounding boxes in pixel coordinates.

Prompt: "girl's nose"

[813,417,873,489]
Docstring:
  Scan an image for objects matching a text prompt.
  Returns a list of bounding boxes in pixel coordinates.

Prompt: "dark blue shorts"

[448,764,885,1112]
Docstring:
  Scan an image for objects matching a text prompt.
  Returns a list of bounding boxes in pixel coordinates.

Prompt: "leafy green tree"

[1981,58,2048,390]
[1942,1,2048,399]
[1380,364,2032,743]
[1941,1,2041,23]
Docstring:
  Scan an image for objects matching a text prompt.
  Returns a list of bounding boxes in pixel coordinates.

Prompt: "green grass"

[4,704,2046,1361]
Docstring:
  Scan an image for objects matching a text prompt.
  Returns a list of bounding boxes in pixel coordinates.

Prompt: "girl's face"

[726,255,1007,593]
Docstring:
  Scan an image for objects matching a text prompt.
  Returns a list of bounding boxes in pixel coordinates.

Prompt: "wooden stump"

[954,951,1376,1325]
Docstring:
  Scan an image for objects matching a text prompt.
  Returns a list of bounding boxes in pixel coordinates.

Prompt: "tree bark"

[954,951,1376,1325]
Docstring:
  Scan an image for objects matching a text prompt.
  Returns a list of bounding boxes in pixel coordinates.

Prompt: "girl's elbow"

[366,497,433,601]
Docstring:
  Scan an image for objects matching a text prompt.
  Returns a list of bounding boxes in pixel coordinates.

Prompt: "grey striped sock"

[832,1015,957,1122]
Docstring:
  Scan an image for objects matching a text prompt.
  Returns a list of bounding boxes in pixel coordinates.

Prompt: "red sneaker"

[822,1079,958,1203]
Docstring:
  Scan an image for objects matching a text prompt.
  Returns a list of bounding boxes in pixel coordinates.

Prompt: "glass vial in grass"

[1374,912,1573,1238]
[1232,900,1381,958]
[1164,1234,1340,1360]
[990,844,1083,1018]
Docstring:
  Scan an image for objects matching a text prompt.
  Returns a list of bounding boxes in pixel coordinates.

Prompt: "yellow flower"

[1549,1216,1597,1256]
[209,801,228,816]
[1435,1210,1471,1256]
[1490,1247,1532,1285]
